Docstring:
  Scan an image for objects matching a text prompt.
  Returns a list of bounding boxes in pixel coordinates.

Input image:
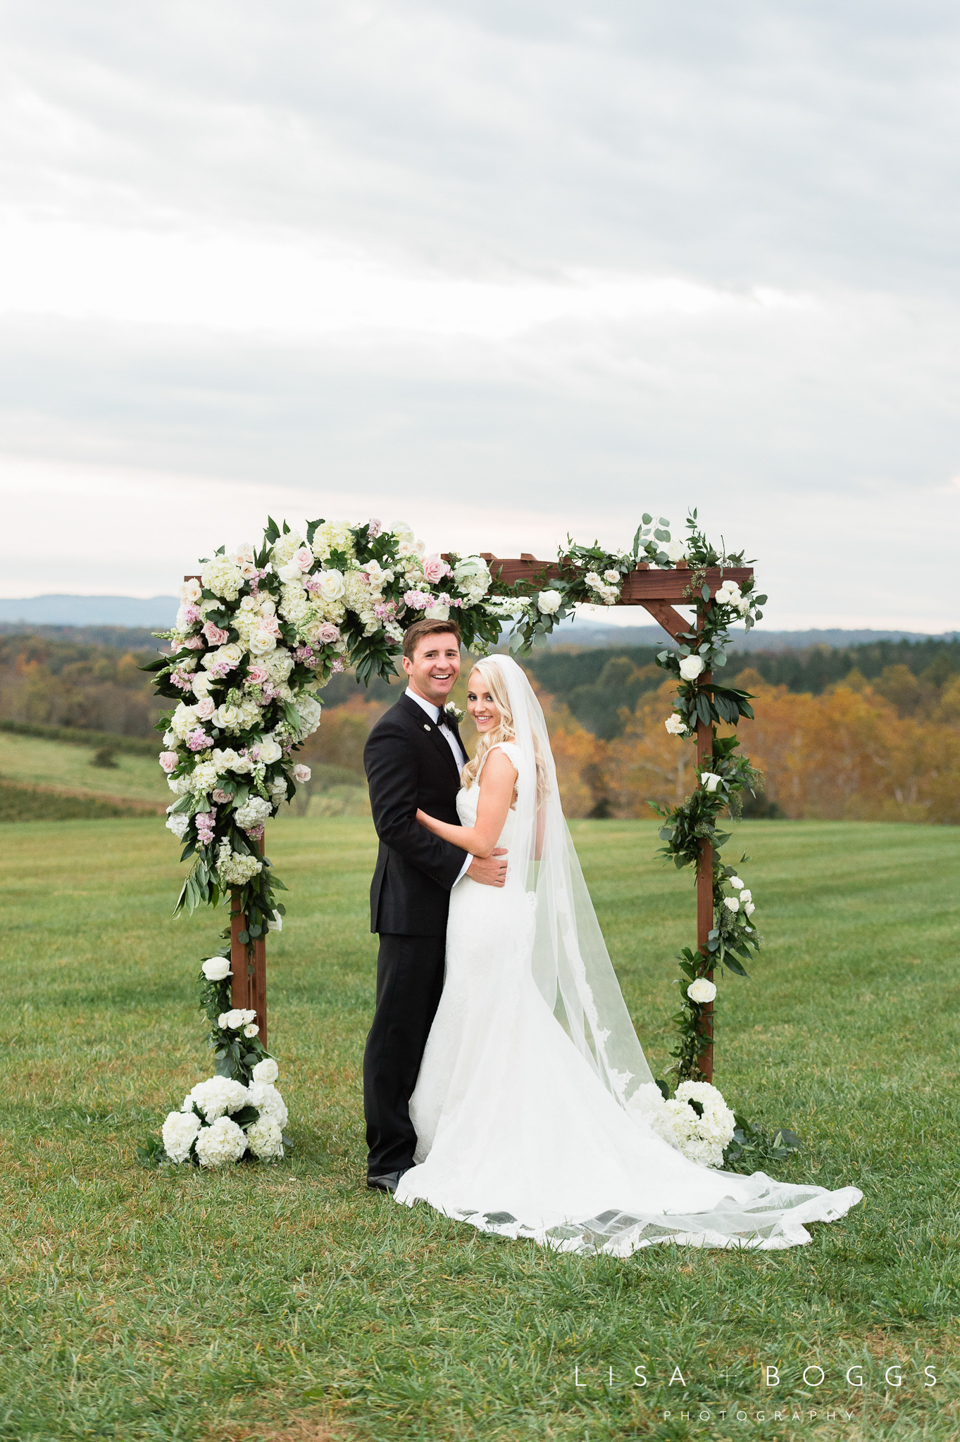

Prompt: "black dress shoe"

[366,1170,405,1194]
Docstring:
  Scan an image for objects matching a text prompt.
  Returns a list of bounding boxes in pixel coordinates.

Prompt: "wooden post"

[695,600,714,1083]
[230,837,268,1046]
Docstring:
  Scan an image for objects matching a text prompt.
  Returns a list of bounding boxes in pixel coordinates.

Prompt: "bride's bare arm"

[416,749,517,858]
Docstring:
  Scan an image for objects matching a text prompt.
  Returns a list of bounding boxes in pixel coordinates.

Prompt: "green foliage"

[725,1116,803,1172]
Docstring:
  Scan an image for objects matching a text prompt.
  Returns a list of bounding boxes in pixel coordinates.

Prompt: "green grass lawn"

[0,730,168,805]
[2,816,959,1442]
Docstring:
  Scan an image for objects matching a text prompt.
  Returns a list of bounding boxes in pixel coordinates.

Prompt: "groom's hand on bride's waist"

[467,848,508,888]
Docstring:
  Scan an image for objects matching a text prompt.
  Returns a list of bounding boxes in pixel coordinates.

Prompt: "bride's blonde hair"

[461,656,547,801]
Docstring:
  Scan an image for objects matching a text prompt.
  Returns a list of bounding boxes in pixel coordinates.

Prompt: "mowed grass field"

[3,815,959,1442]
[0,731,168,805]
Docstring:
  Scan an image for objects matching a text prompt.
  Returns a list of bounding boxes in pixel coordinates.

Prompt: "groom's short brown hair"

[402,617,463,660]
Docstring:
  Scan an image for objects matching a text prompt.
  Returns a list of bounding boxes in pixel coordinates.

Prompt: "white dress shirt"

[405,686,472,883]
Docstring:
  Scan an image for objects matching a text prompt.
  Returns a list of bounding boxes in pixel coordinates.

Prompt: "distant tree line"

[524,637,960,739]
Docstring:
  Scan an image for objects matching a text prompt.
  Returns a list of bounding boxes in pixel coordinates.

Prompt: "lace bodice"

[456,741,522,849]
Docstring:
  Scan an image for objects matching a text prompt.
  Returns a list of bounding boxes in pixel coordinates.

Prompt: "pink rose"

[212,788,230,803]
[193,697,216,719]
[246,664,268,684]
[159,751,178,773]
[260,615,282,638]
[293,545,314,572]
[293,764,311,784]
[202,621,229,645]
[422,554,451,584]
[184,635,205,650]
[317,623,340,644]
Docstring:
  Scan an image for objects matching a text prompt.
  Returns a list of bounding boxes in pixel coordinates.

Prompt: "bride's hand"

[416,807,439,833]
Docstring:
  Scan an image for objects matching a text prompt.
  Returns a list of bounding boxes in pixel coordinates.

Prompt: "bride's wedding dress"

[395,660,861,1254]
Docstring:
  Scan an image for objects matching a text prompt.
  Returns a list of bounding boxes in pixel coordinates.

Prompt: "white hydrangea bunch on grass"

[627,1079,736,1169]
[160,1059,290,1168]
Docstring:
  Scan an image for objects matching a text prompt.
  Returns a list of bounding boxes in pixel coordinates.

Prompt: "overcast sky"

[1,1,958,629]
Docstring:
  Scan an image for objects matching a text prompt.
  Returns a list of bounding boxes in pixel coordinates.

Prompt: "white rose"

[603,569,621,584]
[293,764,311,783]
[192,672,213,698]
[739,889,752,904]
[195,1115,247,1167]
[179,578,202,605]
[162,1110,201,1164]
[723,896,740,914]
[267,910,284,931]
[665,538,687,563]
[425,602,449,621]
[729,876,744,890]
[243,1023,260,1037]
[678,655,704,681]
[258,738,282,764]
[214,704,242,730]
[537,589,562,615]
[664,714,686,736]
[219,1008,247,1030]
[201,956,231,982]
[687,977,717,1004]
[211,747,239,772]
[700,772,721,793]
[248,628,277,656]
[277,560,304,583]
[252,1057,280,1085]
[744,901,756,916]
[317,569,345,602]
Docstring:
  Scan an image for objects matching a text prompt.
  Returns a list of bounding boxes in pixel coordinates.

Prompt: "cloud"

[0,1,957,628]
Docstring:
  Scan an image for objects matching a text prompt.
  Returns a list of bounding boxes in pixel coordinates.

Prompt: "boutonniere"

[444,701,465,724]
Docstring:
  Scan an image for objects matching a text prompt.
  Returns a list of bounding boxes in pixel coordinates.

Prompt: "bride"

[394,653,861,1253]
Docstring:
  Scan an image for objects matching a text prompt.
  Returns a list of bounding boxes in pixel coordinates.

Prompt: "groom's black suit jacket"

[364,692,467,936]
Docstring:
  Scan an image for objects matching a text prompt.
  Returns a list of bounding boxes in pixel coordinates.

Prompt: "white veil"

[487,655,654,1105]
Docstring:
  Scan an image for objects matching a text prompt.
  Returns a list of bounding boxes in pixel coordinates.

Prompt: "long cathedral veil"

[487,655,655,1105]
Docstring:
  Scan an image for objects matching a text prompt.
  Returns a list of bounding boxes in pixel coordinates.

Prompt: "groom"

[362,617,507,1193]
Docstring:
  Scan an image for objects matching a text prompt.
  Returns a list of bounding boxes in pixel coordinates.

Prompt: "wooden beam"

[471,555,753,601]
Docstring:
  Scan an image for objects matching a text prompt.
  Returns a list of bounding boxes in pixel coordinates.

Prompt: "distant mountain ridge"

[0,595,955,650]
[0,595,179,626]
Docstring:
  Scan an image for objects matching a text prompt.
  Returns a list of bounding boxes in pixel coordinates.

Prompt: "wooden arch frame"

[214,555,753,1082]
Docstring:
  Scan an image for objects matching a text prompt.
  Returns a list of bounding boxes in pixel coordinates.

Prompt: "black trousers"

[363,932,446,1177]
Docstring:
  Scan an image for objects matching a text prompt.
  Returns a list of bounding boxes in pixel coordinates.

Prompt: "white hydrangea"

[279,582,311,624]
[271,531,304,566]
[235,795,272,831]
[295,693,323,737]
[165,809,191,840]
[191,761,220,793]
[247,1081,288,1130]
[200,555,244,601]
[182,1075,250,1122]
[252,1057,279,1084]
[263,649,294,683]
[216,841,263,885]
[195,1115,248,1167]
[162,1109,201,1163]
[311,521,356,562]
[246,1116,285,1160]
[342,570,370,615]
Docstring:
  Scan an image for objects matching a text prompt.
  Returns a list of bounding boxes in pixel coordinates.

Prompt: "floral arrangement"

[157,953,290,1167]
[143,518,502,938]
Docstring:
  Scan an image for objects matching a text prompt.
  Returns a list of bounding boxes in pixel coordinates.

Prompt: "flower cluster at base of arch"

[158,952,289,1167]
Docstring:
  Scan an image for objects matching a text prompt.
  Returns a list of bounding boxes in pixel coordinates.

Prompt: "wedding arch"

[147,514,767,1165]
